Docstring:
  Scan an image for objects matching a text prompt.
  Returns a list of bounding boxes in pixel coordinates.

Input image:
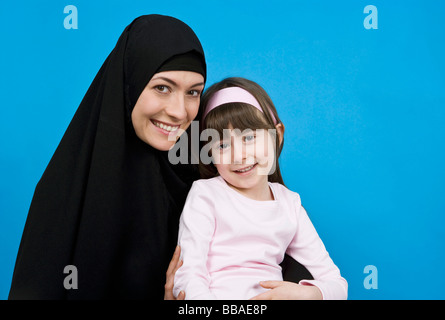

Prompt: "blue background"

[1,0,444,300]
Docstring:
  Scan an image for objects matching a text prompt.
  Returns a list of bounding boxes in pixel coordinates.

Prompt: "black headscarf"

[9,14,206,300]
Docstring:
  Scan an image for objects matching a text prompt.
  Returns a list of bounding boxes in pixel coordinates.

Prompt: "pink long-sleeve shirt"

[173,176,348,300]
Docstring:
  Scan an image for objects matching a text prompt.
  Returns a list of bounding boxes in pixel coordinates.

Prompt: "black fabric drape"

[9,14,206,300]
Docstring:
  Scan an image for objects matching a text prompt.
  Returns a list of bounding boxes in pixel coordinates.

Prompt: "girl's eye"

[155,85,170,93]
[217,142,230,150]
[243,135,255,142]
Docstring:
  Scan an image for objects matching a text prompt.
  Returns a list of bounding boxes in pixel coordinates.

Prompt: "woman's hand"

[250,281,322,300]
[164,246,185,300]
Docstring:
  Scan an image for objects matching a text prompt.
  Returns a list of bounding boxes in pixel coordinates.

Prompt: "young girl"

[173,77,347,300]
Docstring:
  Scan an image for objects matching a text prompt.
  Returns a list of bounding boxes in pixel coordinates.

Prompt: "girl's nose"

[231,138,246,164]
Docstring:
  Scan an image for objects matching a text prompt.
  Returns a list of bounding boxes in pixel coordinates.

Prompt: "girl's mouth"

[233,163,258,174]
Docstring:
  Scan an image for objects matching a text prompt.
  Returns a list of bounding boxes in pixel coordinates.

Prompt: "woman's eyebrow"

[151,76,177,86]
[151,76,204,88]
[190,82,205,88]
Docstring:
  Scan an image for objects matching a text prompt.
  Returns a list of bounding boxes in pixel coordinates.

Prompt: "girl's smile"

[212,127,275,200]
[232,163,258,175]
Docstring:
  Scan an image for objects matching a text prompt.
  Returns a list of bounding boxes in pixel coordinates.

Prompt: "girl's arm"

[173,182,217,300]
[285,205,348,300]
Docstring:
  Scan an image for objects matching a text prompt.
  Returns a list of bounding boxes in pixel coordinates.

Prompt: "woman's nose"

[165,94,187,120]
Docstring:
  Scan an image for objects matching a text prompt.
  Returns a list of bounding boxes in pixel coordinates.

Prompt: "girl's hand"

[164,246,185,300]
[250,281,323,300]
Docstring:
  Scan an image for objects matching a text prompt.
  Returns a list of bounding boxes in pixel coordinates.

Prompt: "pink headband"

[202,87,277,124]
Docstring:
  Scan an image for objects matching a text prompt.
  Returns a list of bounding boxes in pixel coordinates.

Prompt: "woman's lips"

[151,119,181,134]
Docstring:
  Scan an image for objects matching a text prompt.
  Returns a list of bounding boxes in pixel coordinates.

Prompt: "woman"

[9,14,205,299]
[9,14,311,300]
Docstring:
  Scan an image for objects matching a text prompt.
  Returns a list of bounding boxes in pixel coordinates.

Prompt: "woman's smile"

[151,119,182,135]
[131,70,204,151]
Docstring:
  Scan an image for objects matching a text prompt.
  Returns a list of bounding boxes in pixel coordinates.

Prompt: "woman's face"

[131,70,205,151]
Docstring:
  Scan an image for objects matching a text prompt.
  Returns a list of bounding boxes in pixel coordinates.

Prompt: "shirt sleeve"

[173,182,217,300]
[286,205,348,300]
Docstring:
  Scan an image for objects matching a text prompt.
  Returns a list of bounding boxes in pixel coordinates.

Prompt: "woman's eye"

[155,85,169,93]
[188,90,200,97]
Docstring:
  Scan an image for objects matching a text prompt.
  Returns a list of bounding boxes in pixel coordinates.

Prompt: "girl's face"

[131,70,205,151]
[211,124,283,198]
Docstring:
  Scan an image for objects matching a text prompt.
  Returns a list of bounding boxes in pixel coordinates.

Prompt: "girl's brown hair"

[199,77,285,185]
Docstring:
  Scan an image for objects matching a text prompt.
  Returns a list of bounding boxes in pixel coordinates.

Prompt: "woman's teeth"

[235,164,256,173]
[153,121,179,132]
